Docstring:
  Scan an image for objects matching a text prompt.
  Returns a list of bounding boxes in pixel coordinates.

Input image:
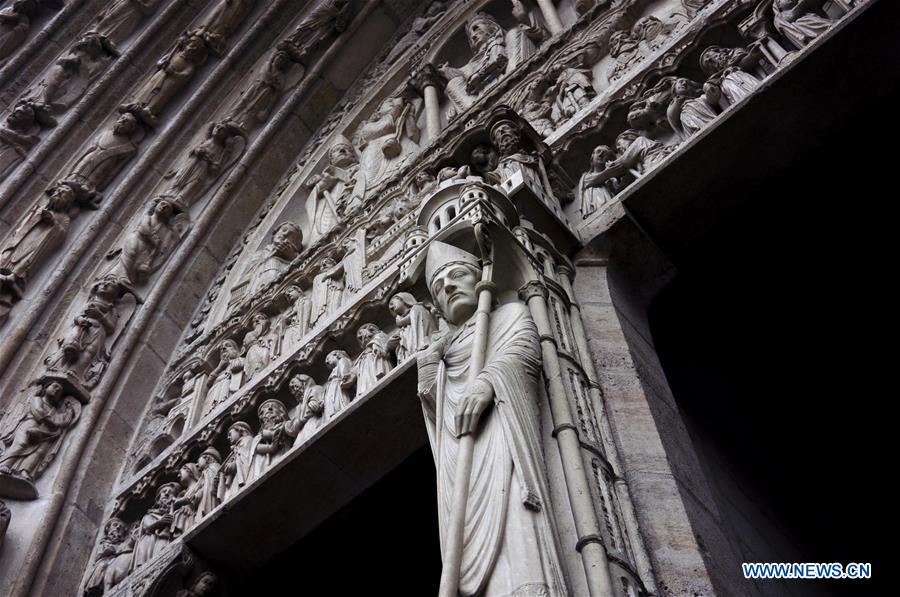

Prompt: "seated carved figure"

[439,12,508,116]
[0,380,82,499]
[239,221,303,299]
[667,77,720,139]
[773,0,833,49]
[305,138,366,242]
[0,0,36,62]
[356,96,421,186]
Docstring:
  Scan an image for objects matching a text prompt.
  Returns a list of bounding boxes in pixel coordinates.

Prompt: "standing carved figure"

[772,0,833,48]
[280,285,312,353]
[195,447,221,519]
[85,518,131,597]
[415,242,566,596]
[308,256,345,328]
[203,339,243,416]
[389,292,436,362]
[242,312,277,379]
[45,275,128,387]
[439,12,508,116]
[226,49,292,131]
[577,144,619,218]
[0,0,36,62]
[197,0,256,55]
[121,33,209,126]
[217,421,253,502]
[161,120,242,208]
[132,482,178,568]
[119,197,185,285]
[305,138,366,242]
[668,77,720,139]
[249,399,290,480]
[356,96,421,186]
[281,0,351,64]
[0,380,81,499]
[285,374,325,446]
[0,102,39,179]
[322,349,355,420]
[90,0,163,49]
[354,323,396,397]
[171,463,203,536]
[68,113,141,193]
[700,45,762,107]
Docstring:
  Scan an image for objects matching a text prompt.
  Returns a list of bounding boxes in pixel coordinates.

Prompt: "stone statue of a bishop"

[416,241,566,597]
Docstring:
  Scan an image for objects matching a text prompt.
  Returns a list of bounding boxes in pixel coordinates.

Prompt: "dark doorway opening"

[231,446,441,594]
[648,59,894,597]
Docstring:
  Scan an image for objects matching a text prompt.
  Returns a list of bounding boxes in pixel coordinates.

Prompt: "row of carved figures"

[574,0,846,220]
[0,0,355,503]
[202,291,439,417]
[85,289,438,595]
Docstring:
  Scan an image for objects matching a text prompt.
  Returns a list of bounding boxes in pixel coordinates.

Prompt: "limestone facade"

[0,0,884,595]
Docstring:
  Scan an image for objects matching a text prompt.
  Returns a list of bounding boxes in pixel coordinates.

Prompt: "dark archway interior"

[231,445,441,594]
[649,61,894,597]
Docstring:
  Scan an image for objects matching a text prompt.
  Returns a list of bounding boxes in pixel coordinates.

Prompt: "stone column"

[411,63,442,143]
[536,0,564,35]
[519,280,614,597]
[557,264,656,593]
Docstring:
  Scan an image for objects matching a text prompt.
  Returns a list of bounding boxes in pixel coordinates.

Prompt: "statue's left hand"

[456,378,493,438]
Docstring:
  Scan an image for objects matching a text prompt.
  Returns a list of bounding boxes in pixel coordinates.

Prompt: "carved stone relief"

[439,12,509,117]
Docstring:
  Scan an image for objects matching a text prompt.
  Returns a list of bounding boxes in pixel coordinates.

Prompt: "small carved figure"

[239,221,303,298]
[226,49,292,131]
[469,143,498,179]
[280,285,312,354]
[0,381,81,499]
[439,12,508,115]
[576,145,619,218]
[667,77,720,139]
[90,0,164,49]
[606,30,639,83]
[242,312,277,379]
[280,0,351,64]
[197,0,256,55]
[119,197,186,285]
[216,421,253,502]
[394,170,437,220]
[161,120,242,208]
[322,349,355,420]
[547,50,596,124]
[0,0,36,62]
[489,119,541,184]
[195,447,221,519]
[505,0,545,70]
[132,482,178,568]
[700,45,762,107]
[68,113,141,193]
[24,33,117,122]
[120,33,209,126]
[45,275,129,387]
[384,1,446,64]
[171,463,202,536]
[249,399,290,480]
[203,339,243,416]
[84,517,132,597]
[517,78,555,137]
[175,571,218,597]
[0,102,39,179]
[356,96,421,186]
[305,138,366,242]
[285,374,325,446]
[773,0,833,49]
[354,323,397,397]
[389,292,437,362]
[309,256,345,328]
